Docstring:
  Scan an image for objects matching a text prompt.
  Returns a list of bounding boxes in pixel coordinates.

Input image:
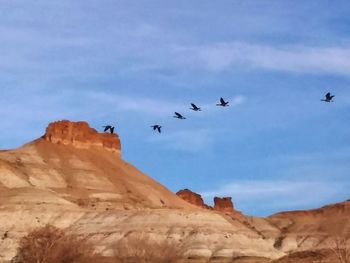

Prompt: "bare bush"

[332,237,350,263]
[113,234,183,263]
[14,224,99,263]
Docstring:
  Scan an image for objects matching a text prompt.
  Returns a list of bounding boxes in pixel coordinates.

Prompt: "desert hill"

[0,120,283,262]
[267,200,350,252]
[0,120,348,263]
[0,120,193,211]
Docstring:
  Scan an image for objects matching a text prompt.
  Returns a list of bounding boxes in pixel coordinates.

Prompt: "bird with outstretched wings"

[103,125,115,134]
[216,97,229,107]
[190,103,201,111]
[151,125,162,133]
[173,112,186,119]
[321,92,335,102]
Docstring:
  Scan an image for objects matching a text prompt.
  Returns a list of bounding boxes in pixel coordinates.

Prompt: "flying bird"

[190,103,201,111]
[151,125,162,133]
[173,112,186,119]
[103,125,115,134]
[216,97,229,107]
[321,92,335,102]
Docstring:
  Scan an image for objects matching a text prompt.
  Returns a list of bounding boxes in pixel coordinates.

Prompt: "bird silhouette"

[216,97,229,107]
[173,112,186,119]
[103,125,115,134]
[321,92,335,102]
[190,103,201,111]
[151,125,162,133]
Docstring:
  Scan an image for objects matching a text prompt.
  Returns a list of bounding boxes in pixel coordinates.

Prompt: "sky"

[0,0,349,216]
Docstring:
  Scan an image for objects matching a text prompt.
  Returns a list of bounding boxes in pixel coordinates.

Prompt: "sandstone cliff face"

[43,120,121,156]
[176,189,244,216]
[214,197,234,213]
[176,189,211,209]
[213,197,245,219]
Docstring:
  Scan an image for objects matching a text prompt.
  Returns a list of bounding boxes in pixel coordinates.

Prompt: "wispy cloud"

[172,43,350,75]
[84,92,246,118]
[148,129,213,152]
[201,179,349,214]
[82,92,183,117]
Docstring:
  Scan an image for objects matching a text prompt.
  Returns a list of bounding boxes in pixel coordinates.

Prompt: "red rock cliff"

[177,189,244,219]
[43,120,121,156]
[176,189,211,209]
[214,196,244,219]
[214,197,235,213]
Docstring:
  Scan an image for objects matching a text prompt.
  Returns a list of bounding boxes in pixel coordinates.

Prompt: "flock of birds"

[102,93,335,134]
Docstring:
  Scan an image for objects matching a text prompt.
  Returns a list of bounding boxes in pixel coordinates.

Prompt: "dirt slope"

[0,121,283,262]
[268,200,350,253]
[0,139,193,211]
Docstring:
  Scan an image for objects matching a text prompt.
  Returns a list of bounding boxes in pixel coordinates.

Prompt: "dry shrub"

[332,237,350,263]
[113,234,183,263]
[14,224,99,263]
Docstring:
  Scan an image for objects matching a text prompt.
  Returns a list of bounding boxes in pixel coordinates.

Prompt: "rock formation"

[176,189,212,209]
[43,120,121,156]
[176,189,245,219]
[0,120,192,210]
[213,197,234,213]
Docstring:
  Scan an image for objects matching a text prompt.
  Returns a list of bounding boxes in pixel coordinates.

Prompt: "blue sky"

[0,0,349,216]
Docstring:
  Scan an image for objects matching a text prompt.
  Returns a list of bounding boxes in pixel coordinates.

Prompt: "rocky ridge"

[176,189,244,219]
[43,120,121,155]
[176,189,212,209]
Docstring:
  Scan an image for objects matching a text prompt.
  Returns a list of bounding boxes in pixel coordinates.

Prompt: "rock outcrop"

[213,197,245,219]
[176,189,211,209]
[213,197,235,213]
[43,120,121,156]
[176,189,245,220]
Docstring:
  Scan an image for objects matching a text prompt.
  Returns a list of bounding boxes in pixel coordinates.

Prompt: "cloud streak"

[148,129,213,153]
[173,43,350,75]
[85,92,182,117]
[201,179,349,215]
[84,92,246,118]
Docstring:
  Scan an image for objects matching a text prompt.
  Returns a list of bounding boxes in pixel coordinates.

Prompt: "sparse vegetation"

[332,237,350,263]
[13,224,100,263]
[112,234,183,263]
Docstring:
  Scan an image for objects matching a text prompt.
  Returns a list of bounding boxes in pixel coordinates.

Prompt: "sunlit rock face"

[176,189,212,209]
[213,197,234,213]
[213,196,245,219]
[176,189,245,219]
[43,120,121,156]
